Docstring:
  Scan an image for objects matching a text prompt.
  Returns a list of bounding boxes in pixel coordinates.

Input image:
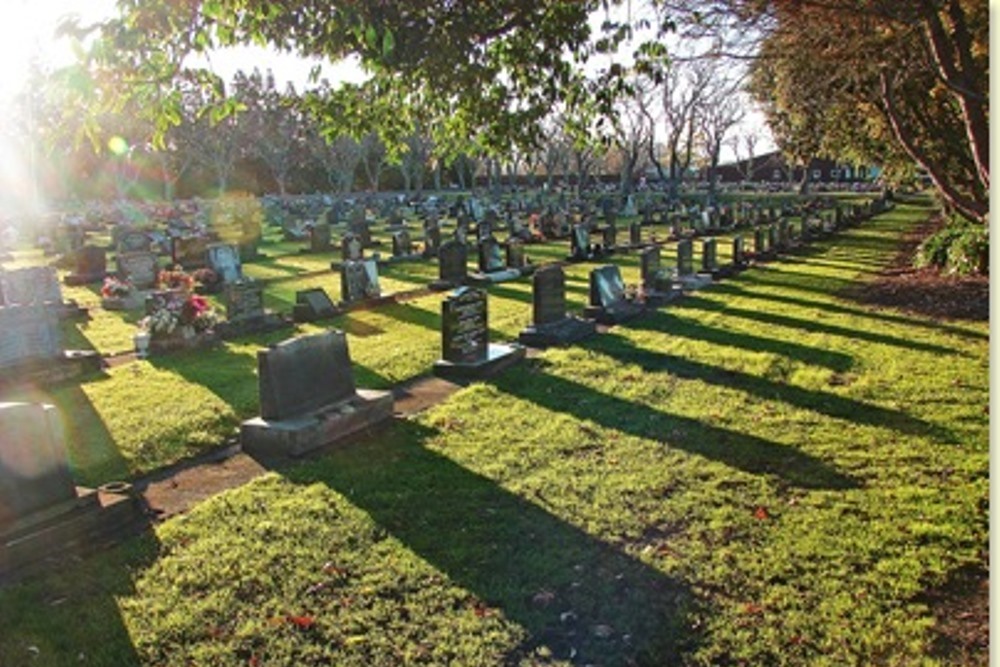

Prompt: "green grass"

[0,195,987,665]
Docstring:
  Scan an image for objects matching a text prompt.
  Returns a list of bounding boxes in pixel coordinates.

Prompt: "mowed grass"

[0,196,987,665]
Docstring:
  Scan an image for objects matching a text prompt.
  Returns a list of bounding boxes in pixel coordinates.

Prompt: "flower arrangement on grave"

[101,275,132,298]
[191,267,222,292]
[157,266,195,292]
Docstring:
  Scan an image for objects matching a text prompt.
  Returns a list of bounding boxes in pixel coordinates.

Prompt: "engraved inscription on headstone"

[441,287,488,364]
[225,281,265,322]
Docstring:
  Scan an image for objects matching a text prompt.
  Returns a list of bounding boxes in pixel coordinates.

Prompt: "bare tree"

[699,69,746,204]
[359,133,389,192]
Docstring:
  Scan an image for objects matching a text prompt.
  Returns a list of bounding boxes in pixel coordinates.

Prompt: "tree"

[699,71,745,203]
[611,75,653,200]
[359,133,389,192]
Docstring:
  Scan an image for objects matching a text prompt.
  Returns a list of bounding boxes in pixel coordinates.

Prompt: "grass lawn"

[0,196,987,665]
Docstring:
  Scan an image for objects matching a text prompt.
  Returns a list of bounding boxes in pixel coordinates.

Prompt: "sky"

[0,0,772,162]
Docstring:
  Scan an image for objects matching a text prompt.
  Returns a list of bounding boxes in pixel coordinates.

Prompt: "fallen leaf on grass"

[287,615,316,630]
[753,506,770,520]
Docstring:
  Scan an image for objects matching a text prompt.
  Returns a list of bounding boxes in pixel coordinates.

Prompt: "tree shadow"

[595,330,953,442]
[488,359,859,491]
[630,309,855,372]
[286,421,695,665]
[677,294,960,357]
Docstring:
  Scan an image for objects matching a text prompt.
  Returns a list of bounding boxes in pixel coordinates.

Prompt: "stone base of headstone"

[673,274,714,291]
[215,312,291,340]
[148,329,219,355]
[53,300,89,321]
[0,351,102,390]
[467,268,524,285]
[641,288,682,308]
[0,484,144,578]
[429,278,463,292]
[582,300,644,325]
[385,252,423,264]
[339,294,396,311]
[101,293,146,311]
[432,343,526,381]
[518,317,596,348]
[240,389,394,458]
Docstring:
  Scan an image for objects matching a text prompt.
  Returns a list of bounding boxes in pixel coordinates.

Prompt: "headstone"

[569,224,591,261]
[206,243,243,284]
[640,246,673,295]
[0,402,77,528]
[341,233,363,263]
[340,258,381,304]
[0,306,61,370]
[65,246,107,286]
[732,235,747,267]
[117,230,151,254]
[440,287,488,364]
[622,194,637,217]
[478,236,505,274]
[602,224,617,251]
[754,227,768,256]
[391,229,414,258]
[431,240,468,290]
[171,236,210,269]
[701,237,718,273]
[1,267,63,306]
[293,288,337,322]
[629,222,642,248]
[422,223,442,258]
[310,222,332,252]
[506,239,526,269]
[240,330,394,457]
[582,264,643,324]
[225,281,265,322]
[676,239,694,276]
[117,251,159,290]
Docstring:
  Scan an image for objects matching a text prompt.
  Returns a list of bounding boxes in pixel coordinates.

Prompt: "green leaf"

[382,28,394,57]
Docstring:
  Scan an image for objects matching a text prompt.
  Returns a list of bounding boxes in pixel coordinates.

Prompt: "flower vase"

[133,331,151,359]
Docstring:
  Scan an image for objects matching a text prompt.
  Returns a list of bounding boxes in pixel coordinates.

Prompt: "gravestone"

[117,251,159,290]
[240,331,393,457]
[0,402,78,530]
[340,258,381,304]
[732,235,747,267]
[629,222,642,248]
[64,246,107,286]
[206,243,243,284]
[422,223,442,258]
[639,246,676,305]
[0,306,61,370]
[602,224,617,252]
[309,222,332,253]
[430,240,468,290]
[341,233,363,263]
[478,236,505,274]
[1,267,63,307]
[477,220,493,243]
[569,224,591,261]
[453,223,468,245]
[767,224,779,253]
[117,230,151,254]
[433,287,525,379]
[754,227,768,257]
[676,239,694,276]
[701,238,718,274]
[582,264,643,325]
[518,264,596,347]
[292,288,338,322]
[225,281,265,322]
[391,229,418,260]
[506,239,526,269]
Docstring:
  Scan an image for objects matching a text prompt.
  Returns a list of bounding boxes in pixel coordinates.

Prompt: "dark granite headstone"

[423,224,441,258]
[391,229,413,258]
[754,227,767,255]
[506,239,526,269]
[65,246,107,285]
[640,246,673,294]
[341,233,363,262]
[732,235,746,266]
[629,222,642,247]
[478,237,505,273]
[433,240,468,289]
[570,224,590,261]
[676,239,694,276]
[310,222,332,252]
[257,331,357,420]
[590,264,627,309]
[441,287,488,364]
[701,238,718,273]
[0,402,77,529]
[225,281,265,322]
[532,264,567,326]
[602,224,617,250]
[171,236,210,269]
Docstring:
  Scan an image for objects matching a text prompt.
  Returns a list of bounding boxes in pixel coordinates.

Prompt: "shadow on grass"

[709,282,988,343]
[630,309,855,372]
[489,360,858,491]
[0,534,159,667]
[288,421,694,665]
[594,330,953,442]
[677,294,959,357]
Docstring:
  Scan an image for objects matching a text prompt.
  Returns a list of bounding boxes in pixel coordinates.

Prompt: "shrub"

[915,220,988,275]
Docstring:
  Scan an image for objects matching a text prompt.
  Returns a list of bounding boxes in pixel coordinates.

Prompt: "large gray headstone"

[438,240,468,284]
[0,402,77,528]
[0,306,61,369]
[341,258,381,303]
[478,237,505,273]
[676,239,694,276]
[225,281,265,322]
[258,331,358,421]
[117,252,159,289]
[589,265,627,309]
[0,267,63,306]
